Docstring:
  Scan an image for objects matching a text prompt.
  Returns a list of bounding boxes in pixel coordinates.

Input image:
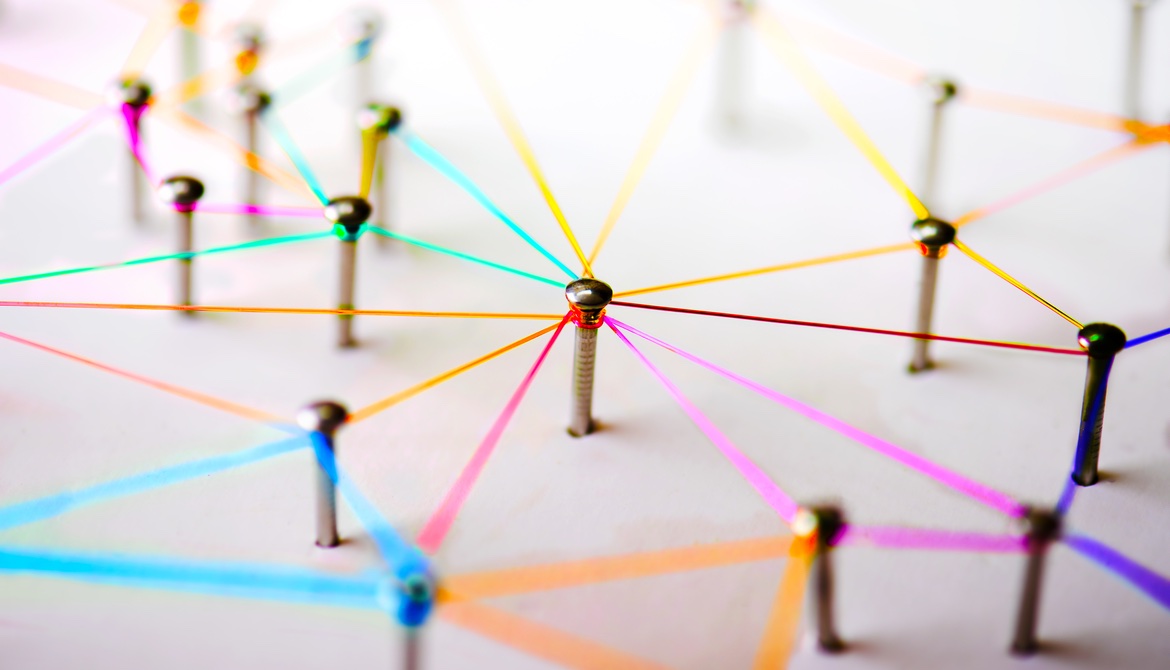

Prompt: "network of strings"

[1,0,1169,668]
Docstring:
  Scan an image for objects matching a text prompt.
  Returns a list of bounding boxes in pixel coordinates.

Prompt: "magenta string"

[606,319,801,525]
[120,103,157,186]
[0,107,108,188]
[194,203,325,218]
[608,318,1027,519]
[839,525,1026,553]
[416,316,570,553]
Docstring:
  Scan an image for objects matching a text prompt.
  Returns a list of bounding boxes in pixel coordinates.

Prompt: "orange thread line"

[151,105,318,202]
[772,8,925,85]
[615,242,915,298]
[0,329,283,424]
[587,19,721,266]
[349,322,561,423]
[0,301,563,320]
[121,4,178,77]
[438,600,669,670]
[0,63,104,110]
[954,140,1151,228]
[439,535,793,603]
[951,239,1083,329]
[752,551,811,670]
[960,87,1133,133]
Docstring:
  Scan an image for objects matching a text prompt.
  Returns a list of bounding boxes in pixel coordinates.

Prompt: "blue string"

[1055,475,1077,516]
[395,129,577,280]
[0,544,383,610]
[261,110,330,205]
[270,42,363,109]
[367,227,562,287]
[0,437,308,533]
[1124,326,1170,349]
[1064,533,1170,610]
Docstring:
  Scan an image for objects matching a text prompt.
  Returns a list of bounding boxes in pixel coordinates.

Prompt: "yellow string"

[752,553,811,670]
[615,242,915,298]
[951,239,1083,329]
[0,63,103,110]
[433,0,593,277]
[586,21,720,266]
[121,5,178,77]
[359,127,381,199]
[751,9,930,220]
[349,322,561,423]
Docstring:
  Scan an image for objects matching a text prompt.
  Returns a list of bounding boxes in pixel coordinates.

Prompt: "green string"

[367,227,562,287]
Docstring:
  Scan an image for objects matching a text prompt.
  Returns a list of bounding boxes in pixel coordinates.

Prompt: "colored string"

[615,242,915,298]
[960,87,1134,133]
[151,105,318,202]
[751,9,930,220]
[607,320,801,526]
[954,140,1150,228]
[0,107,108,188]
[269,42,363,109]
[120,3,177,77]
[120,102,157,186]
[610,300,1085,356]
[155,60,241,108]
[194,203,323,217]
[349,321,564,423]
[260,109,330,204]
[367,227,562,287]
[439,600,669,670]
[0,544,382,611]
[0,329,284,425]
[1055,475,1078,516]
[752,553,809,670]
[586,20,720,266]
[609,318,1028,518]
[951,239,1083,329]
[0,436,307,533]
[432,0,594,277]
[359,128,380,199]
[1125,326,1170,349]
[396,129,577,279]
[838,526,1026,553]
[1064,533,1170,611]
[416,316,570,553]
[771,7,925,85]
[0,63,104,110]
[440,535,793,602]
[0,301,562,321]
[0,231,330,287]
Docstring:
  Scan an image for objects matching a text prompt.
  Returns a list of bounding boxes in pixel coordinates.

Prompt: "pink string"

[608,318,1027,519]
[194,203,325,218]
[416,316,570,553]
[0,107,108,187]
[120,103,157,186]
[839,525,1026,553]
[606,319,801,525]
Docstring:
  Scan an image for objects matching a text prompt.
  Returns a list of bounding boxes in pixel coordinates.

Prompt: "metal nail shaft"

[177,209,194,311]
[808,506,846,653]
[565,279,613,437]
[921,78,957,208]
[1072,323,1127,486]
[907,219,955,373]
[1125,1,1150,119]
[1010,508,1061,655]
[338,238,358,348]
[297,402,349,549]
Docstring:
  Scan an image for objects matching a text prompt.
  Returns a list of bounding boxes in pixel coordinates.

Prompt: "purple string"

[606,319,800,525]
[194,203,324,218]
[608,318,1027,519]
[1064,533,1170,610]
[1055,475,1077,516]
[120,102,156,186]
[0,107,108,188]
[840,525,1026,552]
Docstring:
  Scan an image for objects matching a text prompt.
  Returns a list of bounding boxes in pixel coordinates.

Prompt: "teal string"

[270,42,363,109]
[369,227,562,287]
[260,109,330,204]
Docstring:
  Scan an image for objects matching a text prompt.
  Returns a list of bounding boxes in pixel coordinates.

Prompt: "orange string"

[0,329,282,424]
[438,601,669,670]
[440,535,793,603]
[0,63,103,110]
[752,551,811,670]
[349,322,562,423]
[0,301,563,320]
[773,8,925,85]
[121,4,178,77]
[960,87,1133,133]
[615,242,915,298]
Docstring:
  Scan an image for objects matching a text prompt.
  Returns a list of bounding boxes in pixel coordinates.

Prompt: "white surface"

[0,0,1168,668]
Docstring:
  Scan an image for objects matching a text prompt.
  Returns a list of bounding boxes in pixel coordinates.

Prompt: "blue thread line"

[260,110,330,205]
[0,231,332,287]
[0,544,384,610]
[396,129,578,280]
[1125,326,1170,349]
[367,227,562,287]
[1055,475,1077,516]
[1064,533,1170,610]
[270,42,363,109]
[309,434,428,577]
[0,437,309,533]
